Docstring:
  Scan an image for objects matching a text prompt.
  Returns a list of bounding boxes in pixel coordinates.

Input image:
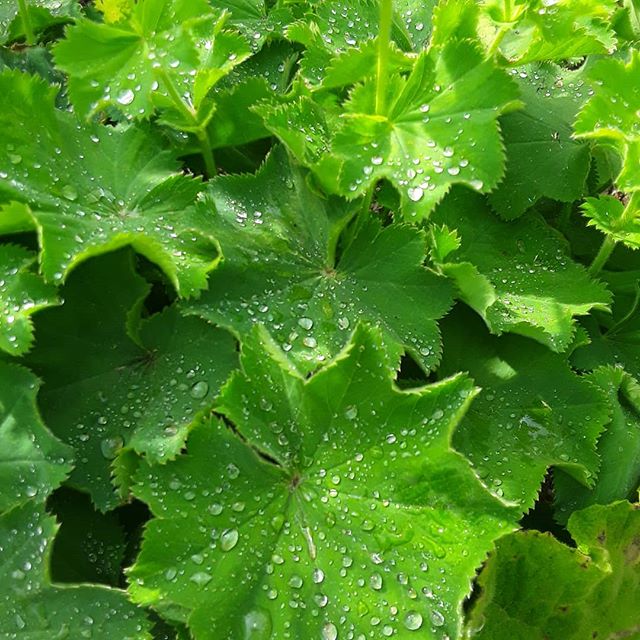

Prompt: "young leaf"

[582,194,640,250]
[0,244,59,355]
[0,71,217,297]
[129,324,517,639]
[53,0,250,127]
[555,368,640,523]
[27,251,237,510]
[283,41,520,219]
[439,306,610,508]
[484,0,617,64]
[432,191,612,351]
[489,68,591,219]
[0,502,152,639]
[574,52,640,191]
[466,500,640,639]
[0,361,73,514]
[185,147,454,374]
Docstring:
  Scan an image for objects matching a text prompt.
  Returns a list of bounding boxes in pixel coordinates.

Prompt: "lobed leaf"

[27,251,238,510]
[0,70,218,297]
[129,324,517,639]
[185,146,454,374]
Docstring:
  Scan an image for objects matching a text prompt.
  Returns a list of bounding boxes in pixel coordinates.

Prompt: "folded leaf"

[0,244,59,355]
[432,190,612,351]
[0,361,73,514]
[466,501,640,639]
[0,502,151,639]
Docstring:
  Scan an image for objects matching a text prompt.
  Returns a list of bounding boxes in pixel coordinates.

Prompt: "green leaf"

[0,0,80,44]
[0,360,73,514]
[0,244,59,355]
[582,194,640,250]
[432,191,612,351]
[574,52,640,191]
[484,0,617,64]
[272,41,520,219]
[185,147,454,374]
[0,70,218,297]
[53,0,250,126]
[0,501,152,638]
[439,306,610,508]
[27,251,237,510]
[555,367,640,523]
[129,324,516,638]
[489,68,591,219]
[466,500,640,639]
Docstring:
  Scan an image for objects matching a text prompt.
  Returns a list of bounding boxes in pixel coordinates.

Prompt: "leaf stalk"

[17,0,36,45]
[375,0,393,115]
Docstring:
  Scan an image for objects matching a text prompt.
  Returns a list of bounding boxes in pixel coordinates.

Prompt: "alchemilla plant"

[1,0,639,637]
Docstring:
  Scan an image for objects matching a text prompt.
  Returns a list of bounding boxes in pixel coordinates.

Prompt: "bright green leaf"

[0,501,152,638]
[0,360,73,514]
[0,244,59,355]
[185,147,454,374]
[0,71,218,297]
[466,500,640,639]
[574,52,640,191]
[129,324,516,639]
[439,306,610,508]
[432,191,612,351]
[271,41,520,219]
[27,251,237,510]
[555,367,640,523]
[483,0,617,64]
[53,0,250,126]
[582,194,640,250]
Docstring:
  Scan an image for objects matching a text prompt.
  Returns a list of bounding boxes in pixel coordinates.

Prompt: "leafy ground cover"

[1,0,639,638]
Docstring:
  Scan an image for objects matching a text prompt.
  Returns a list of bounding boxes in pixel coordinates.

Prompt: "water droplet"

[408,187,424,202]
[117,89,135,105]
[190,381,209,399]
[430,610,445,627]
[371,156,383,165]
[62,185,78,201]
[100,435,123,459]
[298,317,313,330]
[404,611,423,630]
[344,405,358,420]
[190,571,212,586]
[313,568,325,584]
[370,572,383,590]
[220,528,239,551]
[322,622,338,640]
[244,609,272,639]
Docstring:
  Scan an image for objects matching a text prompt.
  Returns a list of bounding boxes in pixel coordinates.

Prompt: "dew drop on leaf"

[220,528,239,551]
[190,381,209,399]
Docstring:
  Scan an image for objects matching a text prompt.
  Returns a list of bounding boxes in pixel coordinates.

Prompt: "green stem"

[17,0,36,45]
[488,25,509,56]
[375,0,393,115]
[195,128,217,178]
[589,235,616,276]
[158,69,216,177]
[605,280,640,337]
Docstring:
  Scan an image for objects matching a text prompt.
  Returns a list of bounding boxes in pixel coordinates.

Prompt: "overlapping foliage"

[0,0,639,638]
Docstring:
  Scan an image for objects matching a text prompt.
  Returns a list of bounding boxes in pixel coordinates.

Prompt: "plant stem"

[488,25,509,56]
[195,127,217,178]
[158,69,216,177]
[589,235,616,276]
[17,0,36,45]
[375,0,393,115]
